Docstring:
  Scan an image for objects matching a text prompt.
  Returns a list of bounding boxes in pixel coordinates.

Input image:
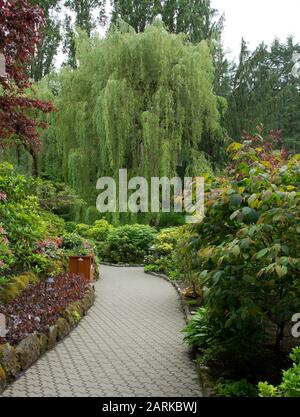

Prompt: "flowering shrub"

[35,238,63,258]
[0,163,68,281]
[181,131,300,377]
[0,225,14,272]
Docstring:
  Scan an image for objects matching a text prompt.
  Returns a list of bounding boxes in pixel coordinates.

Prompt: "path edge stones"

[0,287,95,394]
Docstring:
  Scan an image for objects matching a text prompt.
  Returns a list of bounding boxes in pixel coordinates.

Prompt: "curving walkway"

[2,265,202,397]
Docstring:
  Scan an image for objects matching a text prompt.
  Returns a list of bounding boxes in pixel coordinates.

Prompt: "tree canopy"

[37,23,225,221]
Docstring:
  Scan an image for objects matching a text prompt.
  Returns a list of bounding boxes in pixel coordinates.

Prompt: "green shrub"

[75,223,91,237]
[258,347,300,397]
[34,178,85,218]
[61,233,84,250]
[258,382,279,397]
[179,133,300,377]
[183,307,212,348]
[101,224,156,264]
[144,227,182,278]
[61,232,96,256]
[215,378,257,397]
[0,163,66,275]
[65,221,77,232]
[40,210,65,236]
[157,213,186,229]
[86,219,113,241]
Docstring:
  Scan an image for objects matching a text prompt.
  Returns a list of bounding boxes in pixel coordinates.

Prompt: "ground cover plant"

[0,272,89,345]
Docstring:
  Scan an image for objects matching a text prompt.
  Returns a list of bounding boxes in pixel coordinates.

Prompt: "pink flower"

[0,192,7,202]
[0,260,4,267]
[0,226,6,235]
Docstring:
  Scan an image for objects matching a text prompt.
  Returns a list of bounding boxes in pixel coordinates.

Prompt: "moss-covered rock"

[16,333,40,370]
[56,318,71,341]
[38,333,48,355]
[81,289,95,315]
[47,325,58,350]
[0,365,6,392]
[0,343,20,378]
[0,272,39,304]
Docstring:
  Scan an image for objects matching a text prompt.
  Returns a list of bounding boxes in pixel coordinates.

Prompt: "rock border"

[0,286,95,394]
[145,270,217,397]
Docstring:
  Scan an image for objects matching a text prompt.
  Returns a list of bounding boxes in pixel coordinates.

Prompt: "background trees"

[30,0,61,81]
[225,37,300,152]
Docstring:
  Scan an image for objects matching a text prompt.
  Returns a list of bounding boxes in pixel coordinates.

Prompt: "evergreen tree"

[162,0,223,43]
[111,0,161,33]
[226,37,300,151]
[111,0,223,43]
[63,0,106,67]
[30,0,61,81]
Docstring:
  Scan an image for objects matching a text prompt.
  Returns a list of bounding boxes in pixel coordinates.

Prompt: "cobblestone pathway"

[2,265,202,397]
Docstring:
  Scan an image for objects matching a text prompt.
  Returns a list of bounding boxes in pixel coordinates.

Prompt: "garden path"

[2,265,202,397]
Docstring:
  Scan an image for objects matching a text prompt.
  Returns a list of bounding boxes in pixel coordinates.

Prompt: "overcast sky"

[212,0,300,60]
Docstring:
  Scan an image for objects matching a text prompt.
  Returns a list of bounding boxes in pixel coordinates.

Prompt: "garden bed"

[0,273,95,393]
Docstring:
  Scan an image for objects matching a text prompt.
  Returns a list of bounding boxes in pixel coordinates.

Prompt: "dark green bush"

[215,378,257,397]
[101,224,156,264]
[258,347,300,397]
[157,213,186,229]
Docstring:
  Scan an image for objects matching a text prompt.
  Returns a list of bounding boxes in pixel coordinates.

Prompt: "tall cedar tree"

[0,0,55,176]
[63,0,106,67]
[30,0,61,81]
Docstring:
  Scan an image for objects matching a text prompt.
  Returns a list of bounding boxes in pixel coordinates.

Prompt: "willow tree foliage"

[37,22,225,221]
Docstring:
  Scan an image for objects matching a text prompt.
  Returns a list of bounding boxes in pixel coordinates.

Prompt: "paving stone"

[1,266,202,397]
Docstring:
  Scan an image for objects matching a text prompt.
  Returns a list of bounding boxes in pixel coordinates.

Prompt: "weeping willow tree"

[37,21,226,222]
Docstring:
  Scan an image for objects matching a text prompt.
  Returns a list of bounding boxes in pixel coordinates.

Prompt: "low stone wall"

[0,287,95,394]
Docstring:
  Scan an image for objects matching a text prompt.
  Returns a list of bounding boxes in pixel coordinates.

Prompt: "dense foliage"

[180,132,300,378]
[32,23,224,221]
[100,224,156,264]
[111,0,223,43]
[0,163,65,277]
[226,38,300,152]
[258,347,300,397]
[144,227,183,278]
